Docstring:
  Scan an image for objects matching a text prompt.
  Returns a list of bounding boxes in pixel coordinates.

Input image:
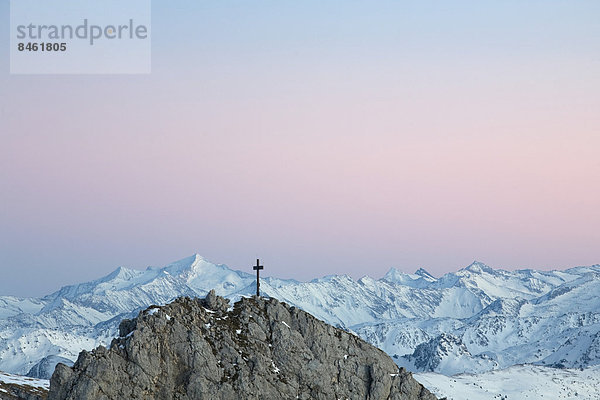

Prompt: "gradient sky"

[1,0,599,297]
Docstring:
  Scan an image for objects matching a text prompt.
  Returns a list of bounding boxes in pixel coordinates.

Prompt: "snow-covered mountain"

[415,364,600,400]
[0,254,599,380]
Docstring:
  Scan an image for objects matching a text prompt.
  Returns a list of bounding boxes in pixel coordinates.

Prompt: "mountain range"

[1,254,599,379]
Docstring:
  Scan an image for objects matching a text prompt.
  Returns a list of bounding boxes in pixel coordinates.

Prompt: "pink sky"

[1,1,599,296]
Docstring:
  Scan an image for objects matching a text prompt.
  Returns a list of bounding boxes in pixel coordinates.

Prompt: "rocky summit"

[48,291,437,400]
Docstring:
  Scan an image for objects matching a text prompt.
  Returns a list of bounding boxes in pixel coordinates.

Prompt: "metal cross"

[253,258,264,297]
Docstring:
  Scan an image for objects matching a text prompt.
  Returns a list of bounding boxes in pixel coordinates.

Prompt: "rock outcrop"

[49,291,437,400]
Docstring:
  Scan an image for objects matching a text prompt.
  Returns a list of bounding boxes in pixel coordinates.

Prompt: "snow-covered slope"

[0,254,599,381]
[0,370,48,399]
[415,364,600,400]
[26,355,73,380]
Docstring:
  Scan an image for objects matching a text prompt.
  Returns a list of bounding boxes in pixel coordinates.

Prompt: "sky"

[1,0,599,297]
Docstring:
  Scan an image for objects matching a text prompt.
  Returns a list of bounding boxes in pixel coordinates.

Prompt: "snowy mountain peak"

[104,266,140,282]
[382,267,402,281]
[414,268,435,280]
[463,261,494,274]
[310,274,353,284]
[382,267,435,287]
[161,253,206,274]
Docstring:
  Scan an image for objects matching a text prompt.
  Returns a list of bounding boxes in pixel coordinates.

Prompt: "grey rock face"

[49,290,437,400]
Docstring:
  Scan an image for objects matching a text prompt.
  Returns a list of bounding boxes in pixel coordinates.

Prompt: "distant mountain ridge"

[0,254,599,377]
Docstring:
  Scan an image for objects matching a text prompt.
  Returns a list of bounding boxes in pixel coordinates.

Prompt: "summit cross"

[253,259,264,297]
